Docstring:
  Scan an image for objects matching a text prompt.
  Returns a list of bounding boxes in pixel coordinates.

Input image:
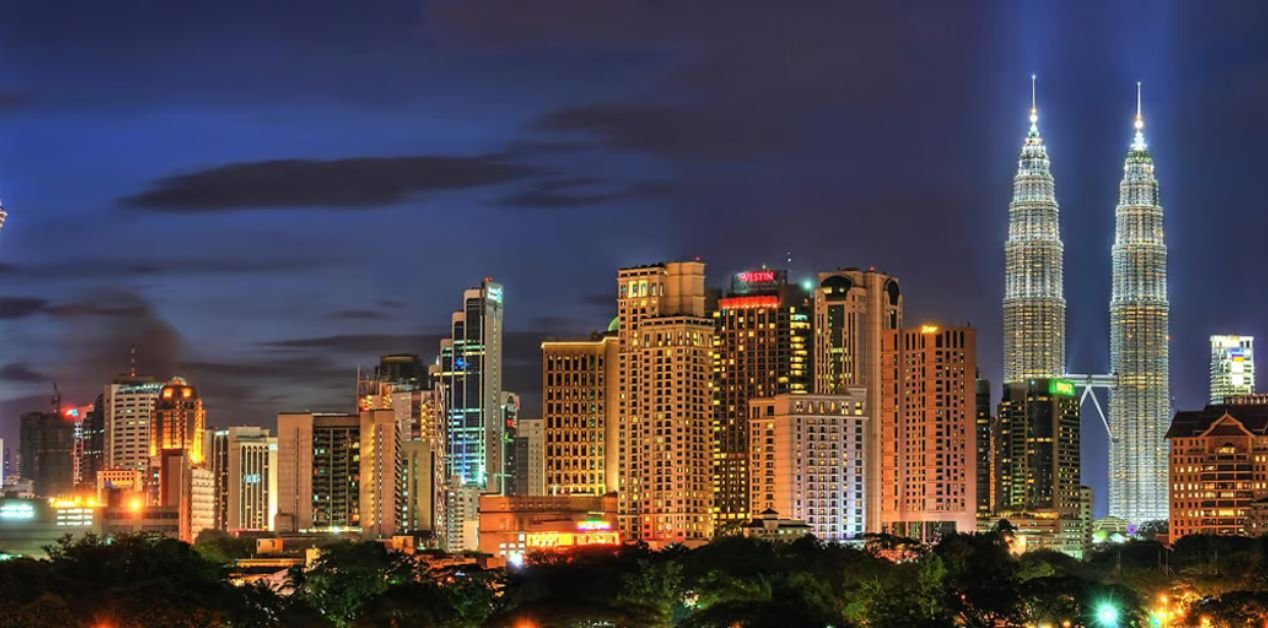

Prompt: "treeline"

[0,530,1265,626]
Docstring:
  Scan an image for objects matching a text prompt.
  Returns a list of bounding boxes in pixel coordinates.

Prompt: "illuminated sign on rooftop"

[1049,379,1076,397]
[731,268,786,295]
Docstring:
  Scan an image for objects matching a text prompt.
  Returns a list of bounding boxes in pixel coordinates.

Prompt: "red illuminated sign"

[719,296,780,310]
[736,270,776,284]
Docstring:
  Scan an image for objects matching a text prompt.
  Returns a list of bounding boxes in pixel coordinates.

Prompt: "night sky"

[2,1,1266,516]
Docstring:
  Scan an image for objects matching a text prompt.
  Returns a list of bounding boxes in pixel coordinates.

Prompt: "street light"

[1096,602,1120,627]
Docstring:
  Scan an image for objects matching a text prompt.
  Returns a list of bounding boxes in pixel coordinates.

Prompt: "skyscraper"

[208,427,277,532]
[103,375,163,473]
[995,378,1081,514]
[1003,76,1066,384]
[150,377,206,466]
[19,411,76,497]
[617,261,714,545]
[1210,335,1255,404]
[435,279,504,494]
[1109,85,1170,523]
[974,375,994,518]
[880,325,977,541]
[541,334,619,496]
[712,268,811,530]
[75,396,106,490]
[813,268,901,533]
[360,408,405,538]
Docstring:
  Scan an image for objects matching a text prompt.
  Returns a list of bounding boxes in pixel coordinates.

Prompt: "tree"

[293,541,417,626]
[616,558,684,626]
[193,528,254,565]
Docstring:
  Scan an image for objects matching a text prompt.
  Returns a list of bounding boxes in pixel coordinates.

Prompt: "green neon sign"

[1049,379,1075,397]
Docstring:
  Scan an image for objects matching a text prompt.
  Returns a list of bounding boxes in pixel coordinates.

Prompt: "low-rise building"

[739,508,811,542]
[1166,403,1268,538]
[477,494,619,565]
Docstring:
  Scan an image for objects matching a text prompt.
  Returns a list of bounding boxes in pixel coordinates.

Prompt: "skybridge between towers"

[1063,373,1116,440]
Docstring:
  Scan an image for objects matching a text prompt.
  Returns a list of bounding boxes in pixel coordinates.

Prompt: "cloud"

[329,309,394,321]
[0,363,48,383]
[259,333,441,354]
[123,154,544,212]
[0,256,345,281]
[498,178,673,209]
[0,91,32,111]
[0,297,49,319]
[44,302,149,318]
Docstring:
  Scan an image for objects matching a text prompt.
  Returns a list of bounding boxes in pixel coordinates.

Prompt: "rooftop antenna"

[1132,81,1147,150]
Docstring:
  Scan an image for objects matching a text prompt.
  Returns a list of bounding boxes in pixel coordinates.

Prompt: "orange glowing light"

[128,498,142,514]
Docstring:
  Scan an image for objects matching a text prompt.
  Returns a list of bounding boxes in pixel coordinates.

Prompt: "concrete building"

[155,450,214,542]
[975,376,994,518]
[103,375,163,473]
[75,397,106,490]
[1210,335,1255,404]
[1166,402,1268,538]
[275,412,360,533]
[881,325,977,541]
[19,411,76,498]
[513,417,545,497]
[712,268,812,530]
[435,279,505,494]
[1108,91,1170,524]
[208,427,277,532]
[445,484,481,552]
[748,391,868,540]
[740,509,812,542]
[617,261,715,545]
[359,408,404,538]
[477,494,619,564]
[812,268,902,533]
[541,334,619,496]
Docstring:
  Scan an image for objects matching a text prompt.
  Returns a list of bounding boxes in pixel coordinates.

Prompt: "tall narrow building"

[880,325,977,541]
[1109,84,1170,523]
[1003,76,1066,384]
[435,279,505,494]
[542,333,619,496]
[617,261,714,545]
[712,268,811,530]
[103,375,163,473]
[813,268,901,533]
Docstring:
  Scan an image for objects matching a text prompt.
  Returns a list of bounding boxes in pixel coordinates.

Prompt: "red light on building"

[719,296,780,310]
[736,270,776,284]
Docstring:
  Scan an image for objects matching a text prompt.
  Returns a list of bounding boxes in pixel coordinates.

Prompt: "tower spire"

[1132,81,1147,151]
[1028,74,1039,135]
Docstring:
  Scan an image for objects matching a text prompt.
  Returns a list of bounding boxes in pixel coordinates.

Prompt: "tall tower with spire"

[1003,76,1066,384]
[1108,83,1170,523]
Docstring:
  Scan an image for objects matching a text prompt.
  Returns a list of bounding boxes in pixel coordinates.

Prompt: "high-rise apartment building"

[1109,88,1170,524]
[749,391,868,540]
[402,385,447,538]
[880,325,977,541]
[275,412,360,532]
[435,279,504,493]
[542,334,619,496]
[1210,335,1255,404]
[1167,401,1268,538]
[208,427,277,532]
[712,268,811,529]
[1003,78,1066,385]
[813,268,901,533]
[103,375,163,473]
[501,392,521,494]
[995,379,1081,515]
[511,417,545,497]
[19,411,76,497]
[617,261,714,545]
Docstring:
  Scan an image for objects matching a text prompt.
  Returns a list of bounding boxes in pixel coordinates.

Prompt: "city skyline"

[3,2,1268,521]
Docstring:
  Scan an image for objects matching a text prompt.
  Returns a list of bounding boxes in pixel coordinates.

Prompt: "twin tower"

[1002,77,1169,524]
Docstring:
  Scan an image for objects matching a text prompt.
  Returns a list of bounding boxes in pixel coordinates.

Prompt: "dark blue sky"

[1,0,1265,516]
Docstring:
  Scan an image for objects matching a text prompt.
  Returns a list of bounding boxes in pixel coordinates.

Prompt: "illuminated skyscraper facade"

[149,377,206,466]
[995,378,1081,514]
[208,426,277,532]
[1109,87,1170,523]
[542,334,619,496]
[1003,81,1066,385]
[617,261,714,545]
[436,279,505,493]
[880,325,977,541]
[813,268,901,532]
[712,268,811,529]
[103,376,163,473]
[1210,335,1255,404]
[276,412,360,532]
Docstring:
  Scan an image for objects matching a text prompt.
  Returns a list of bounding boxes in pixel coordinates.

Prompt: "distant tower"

[1109,83,1170,523]
[0,197,8,233]
[1003,76,1066,384]
[1209,335,1254,404]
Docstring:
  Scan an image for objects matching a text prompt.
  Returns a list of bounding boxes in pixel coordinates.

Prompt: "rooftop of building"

[1166,403,1268,439]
